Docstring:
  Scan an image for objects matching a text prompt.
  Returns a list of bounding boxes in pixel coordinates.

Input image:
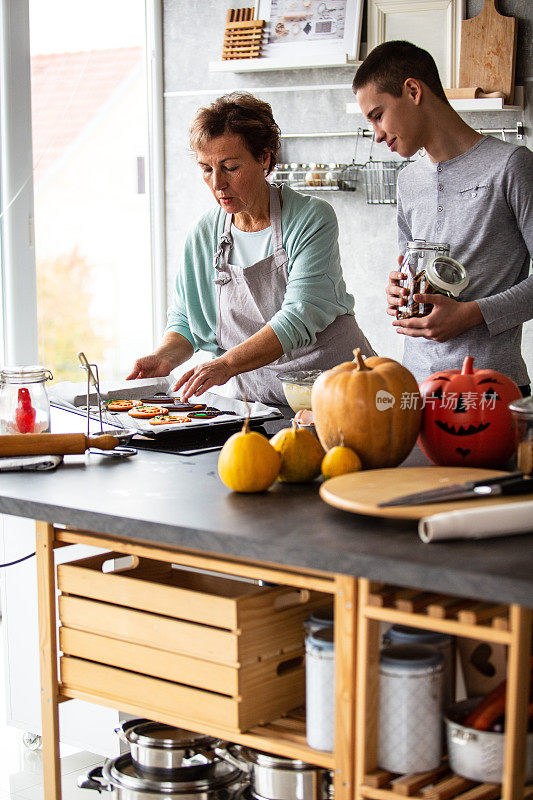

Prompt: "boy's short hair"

[352,40,448,103]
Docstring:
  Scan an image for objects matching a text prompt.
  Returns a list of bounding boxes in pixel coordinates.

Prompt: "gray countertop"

[1,407,532,608]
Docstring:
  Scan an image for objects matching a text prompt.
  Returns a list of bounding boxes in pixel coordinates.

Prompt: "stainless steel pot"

[115,720,221,775]
[231,747,331,800]
[78,753,244,800]
[445,697,533,784]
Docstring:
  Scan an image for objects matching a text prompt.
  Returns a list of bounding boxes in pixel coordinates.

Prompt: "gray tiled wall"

[163,0,532,378]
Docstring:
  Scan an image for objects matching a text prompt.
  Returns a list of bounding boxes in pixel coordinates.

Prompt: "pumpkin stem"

[338,428,345,447]
[353,348,370,372]
[241,394,251,434]
[461,356,474,375]
[291,418,299,433]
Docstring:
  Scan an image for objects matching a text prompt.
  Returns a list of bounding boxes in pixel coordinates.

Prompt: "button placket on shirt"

[436,165,444,231]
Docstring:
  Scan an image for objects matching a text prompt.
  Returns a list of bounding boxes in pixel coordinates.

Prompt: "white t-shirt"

[229,224,272,268]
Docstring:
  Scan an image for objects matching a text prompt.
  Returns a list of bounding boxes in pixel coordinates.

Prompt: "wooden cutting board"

[458,0,517,103]
[319,467,533,520]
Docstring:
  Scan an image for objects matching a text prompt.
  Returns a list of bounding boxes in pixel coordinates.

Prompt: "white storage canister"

[304,605,334,637]
[306,626,335,752]
[379,644,443,773]
[384,624,454,710]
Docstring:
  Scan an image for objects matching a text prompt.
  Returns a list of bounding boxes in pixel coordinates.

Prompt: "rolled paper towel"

[419,501,533,543]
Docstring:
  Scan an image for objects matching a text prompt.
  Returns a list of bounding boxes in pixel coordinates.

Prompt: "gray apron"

[214,183,375,404]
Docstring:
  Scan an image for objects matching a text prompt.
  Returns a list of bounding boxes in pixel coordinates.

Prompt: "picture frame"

[367,0,464,88]
[255,0,364,65]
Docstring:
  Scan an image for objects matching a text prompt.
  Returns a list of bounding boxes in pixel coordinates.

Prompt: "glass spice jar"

[0,366,53,434]
[509,396,533,475]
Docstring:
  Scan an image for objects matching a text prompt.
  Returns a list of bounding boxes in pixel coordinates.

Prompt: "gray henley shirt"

[397,135,533,386]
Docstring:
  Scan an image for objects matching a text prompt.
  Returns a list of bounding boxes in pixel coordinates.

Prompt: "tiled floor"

[0,623,103,800]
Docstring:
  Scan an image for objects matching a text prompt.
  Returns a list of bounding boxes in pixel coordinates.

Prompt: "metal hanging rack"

[280,122,524,140]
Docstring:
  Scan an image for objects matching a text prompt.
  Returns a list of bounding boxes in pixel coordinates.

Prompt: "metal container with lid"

[0,365,53,434]
[378,644,443,773]
[509,396,533,475]
[383,625,454,710]
[115,720,222,775]
[304,605,334,636]
[397,240,469,320]
[233,747,331,800]
[78,753,244,800]
[305,627,335,753]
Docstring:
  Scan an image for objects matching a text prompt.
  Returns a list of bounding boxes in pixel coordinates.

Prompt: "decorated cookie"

[107,399,142,412]
[149,414,191,426]
[128,405,169,419]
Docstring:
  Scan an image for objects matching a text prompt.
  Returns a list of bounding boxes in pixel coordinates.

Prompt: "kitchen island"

[0,409,531,800]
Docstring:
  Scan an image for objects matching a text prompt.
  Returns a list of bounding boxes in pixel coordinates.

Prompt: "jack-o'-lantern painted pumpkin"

[418,356,521,467]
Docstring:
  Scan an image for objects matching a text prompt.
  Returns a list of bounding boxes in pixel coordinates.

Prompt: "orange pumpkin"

[418,356,521,467]
[311,350,422,469]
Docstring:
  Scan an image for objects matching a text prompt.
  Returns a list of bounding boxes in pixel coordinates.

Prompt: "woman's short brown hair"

[352,40,448,103]
[189,92,281,175]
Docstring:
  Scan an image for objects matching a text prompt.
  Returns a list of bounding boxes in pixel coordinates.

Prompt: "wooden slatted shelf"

[362,762,532,800]
[367,583,511,641]
[356,579,533,800]
[222,8,264,61]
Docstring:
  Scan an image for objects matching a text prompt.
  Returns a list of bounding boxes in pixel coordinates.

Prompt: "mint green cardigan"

[165,184,356,355]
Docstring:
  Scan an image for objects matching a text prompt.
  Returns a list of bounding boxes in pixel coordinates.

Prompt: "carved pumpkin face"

[418,356,521,467]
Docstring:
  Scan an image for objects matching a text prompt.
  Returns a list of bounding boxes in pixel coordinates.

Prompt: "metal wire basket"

[360,160,405,204]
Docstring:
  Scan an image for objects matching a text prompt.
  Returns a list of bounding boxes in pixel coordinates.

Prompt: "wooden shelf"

[209,54,360,72]
[59,687,334,768]
[362,760,533,800]
[346,91,524,114]
[365,584,511,643]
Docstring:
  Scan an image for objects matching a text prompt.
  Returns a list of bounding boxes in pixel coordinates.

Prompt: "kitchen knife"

[0,433,119,457]
[379,472,533,507]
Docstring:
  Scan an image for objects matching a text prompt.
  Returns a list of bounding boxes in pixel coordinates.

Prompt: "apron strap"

[213,214,233,285]
[268,183,285,260]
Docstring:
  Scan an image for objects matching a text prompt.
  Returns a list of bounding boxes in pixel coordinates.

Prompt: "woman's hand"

[392,295,483,342]
[172,357,234,400]
[386,256,408,317]
[126,354,174,380]
[126,332,194,380]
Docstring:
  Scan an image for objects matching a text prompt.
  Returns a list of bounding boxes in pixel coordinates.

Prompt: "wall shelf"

[209,54,361,72]
[346,89,524,114]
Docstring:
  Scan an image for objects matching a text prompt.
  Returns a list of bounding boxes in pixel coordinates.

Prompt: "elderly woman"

[128,92,375,404]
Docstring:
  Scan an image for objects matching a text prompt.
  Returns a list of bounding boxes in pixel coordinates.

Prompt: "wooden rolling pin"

[0,433,119,457]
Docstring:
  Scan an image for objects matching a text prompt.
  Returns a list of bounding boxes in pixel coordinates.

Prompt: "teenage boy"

[353,40,533,395]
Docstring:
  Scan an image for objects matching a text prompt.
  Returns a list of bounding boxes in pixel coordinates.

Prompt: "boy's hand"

[392,295,483,342]
[386,255,408,317]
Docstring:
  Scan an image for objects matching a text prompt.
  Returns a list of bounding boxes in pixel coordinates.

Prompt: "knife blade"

[378,472,533,507]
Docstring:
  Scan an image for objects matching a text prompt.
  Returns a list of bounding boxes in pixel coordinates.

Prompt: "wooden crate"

[57,553,329,732]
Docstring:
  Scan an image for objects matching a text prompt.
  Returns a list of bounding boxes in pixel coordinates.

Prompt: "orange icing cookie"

[149,414,191,426]
[107,399,142,412]
[128,405,169,419]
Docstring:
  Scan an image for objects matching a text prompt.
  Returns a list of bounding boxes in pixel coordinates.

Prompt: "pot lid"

[103,753,241,793]
[124,721,218,750]
[238,746,315,771]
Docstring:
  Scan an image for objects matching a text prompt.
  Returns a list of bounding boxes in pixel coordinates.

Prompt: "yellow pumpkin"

[218,418,280,492]
[321,444,362,479]
[312,349,422,469]
[270,419,325,483]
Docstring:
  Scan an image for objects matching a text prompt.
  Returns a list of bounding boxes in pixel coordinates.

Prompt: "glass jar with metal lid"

[509,396,533,475]
[397,240,469,320]
[0,366,53,434]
